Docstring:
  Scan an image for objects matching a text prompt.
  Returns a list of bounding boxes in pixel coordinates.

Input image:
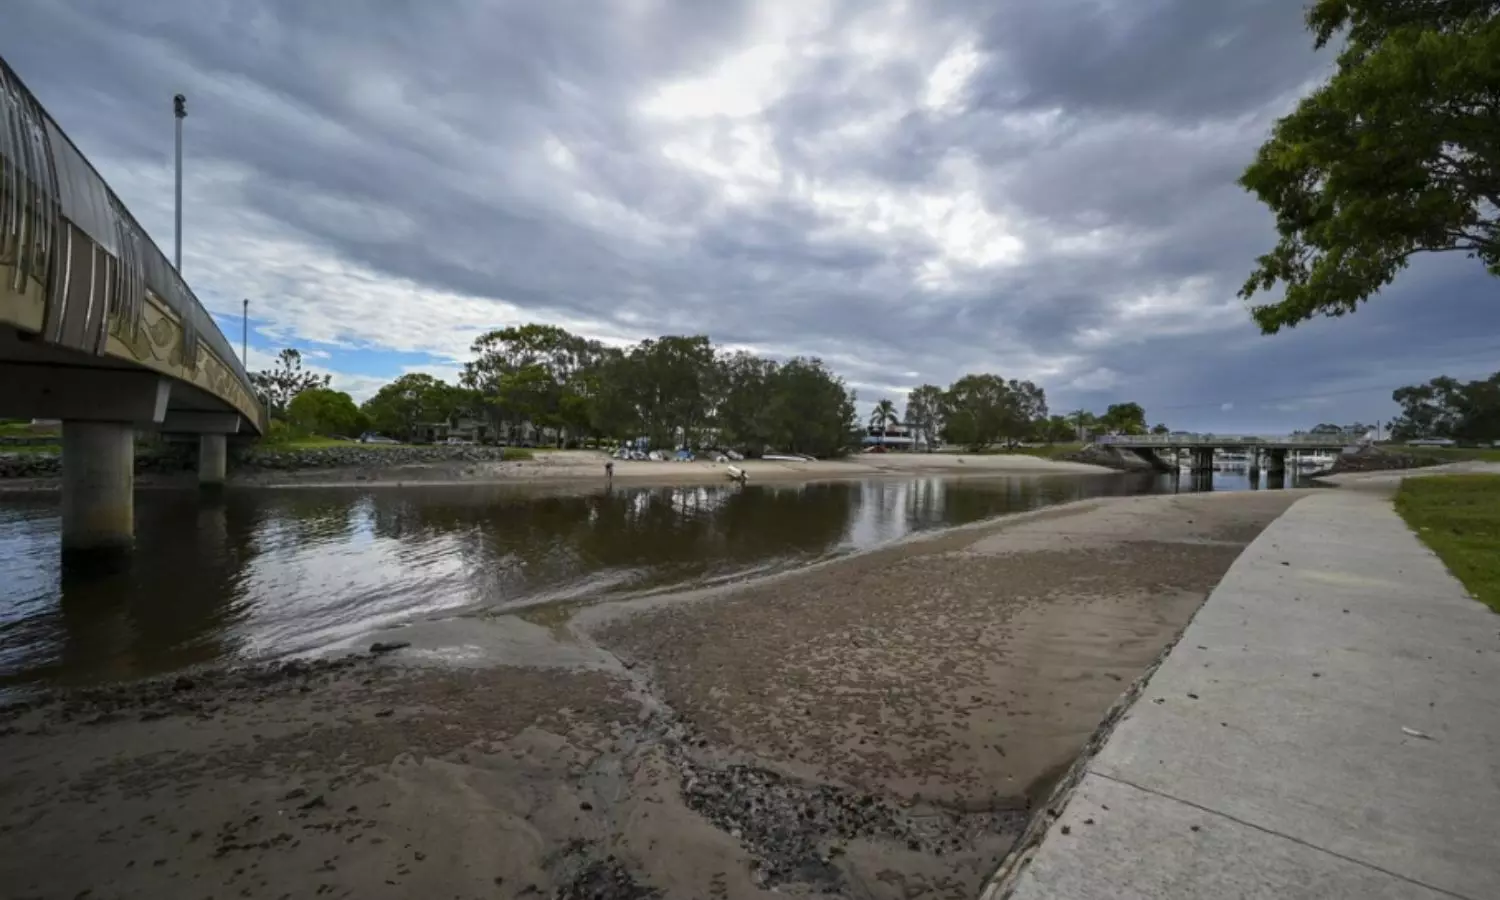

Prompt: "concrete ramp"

[985,490,1500,900]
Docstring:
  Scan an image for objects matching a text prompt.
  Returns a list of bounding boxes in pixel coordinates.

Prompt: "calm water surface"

[0,469,1308,692]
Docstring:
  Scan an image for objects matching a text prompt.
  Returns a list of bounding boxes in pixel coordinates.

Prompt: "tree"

[1100,402,1148,435]
[250,349,331,418]
[1042,414,1077,444]
[763,358,857,457]
[904,385,946,452]
[1151,423,1171,435]
[1390,371,1500,442]
[286,388,366,437]
[462,324,600,445]
[360,373,461,441]
[1005,379,1048,446]
[715,351,780,452]
[1069,409,1098,442]
[1239,0,1500,332]
[869,398,899,449]
[943,374,1011,450]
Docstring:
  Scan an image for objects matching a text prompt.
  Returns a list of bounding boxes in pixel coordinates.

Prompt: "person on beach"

[605,460,614,480]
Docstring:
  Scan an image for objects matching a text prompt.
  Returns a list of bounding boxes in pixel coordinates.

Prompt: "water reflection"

[0,469,1298,692]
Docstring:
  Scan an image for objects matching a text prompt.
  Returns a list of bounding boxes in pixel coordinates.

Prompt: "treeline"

[257,325,859,457]
[898,379,1163,450]
[1390,371,1500,444]
[253,323,1164,455]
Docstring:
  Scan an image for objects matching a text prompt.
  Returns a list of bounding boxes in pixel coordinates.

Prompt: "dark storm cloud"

[972,0,1329,121]
[5,0,1497,425]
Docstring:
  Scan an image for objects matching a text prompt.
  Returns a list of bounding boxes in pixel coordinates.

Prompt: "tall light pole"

[173,93,186,271]
[241,298,249,365]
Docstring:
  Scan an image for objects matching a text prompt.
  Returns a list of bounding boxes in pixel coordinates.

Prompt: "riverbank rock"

[0,444,517,479]
[1056,444,1161,471]
[0,445,195,479]
[233,445,513,472]
[1318,445,1442,475]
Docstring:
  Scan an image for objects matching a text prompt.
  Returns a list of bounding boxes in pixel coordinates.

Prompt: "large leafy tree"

[1099,402,1148,435]
[942,374,1011,450]
[462,324,604,444]
[360,374,468,441]
[1390,371,1500,441]
[249,349,331,418]
[286,388,366,437]
[1240,0,1500,332]
[715,351,780,451]
[764,357,858,457]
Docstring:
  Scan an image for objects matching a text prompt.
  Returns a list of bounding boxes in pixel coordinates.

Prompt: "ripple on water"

[0,470,1296,691]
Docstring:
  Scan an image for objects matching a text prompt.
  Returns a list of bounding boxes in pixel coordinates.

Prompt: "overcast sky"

[6,0,1498,431]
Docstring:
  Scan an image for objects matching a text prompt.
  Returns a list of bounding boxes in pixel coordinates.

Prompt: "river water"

[0,469,1308,693]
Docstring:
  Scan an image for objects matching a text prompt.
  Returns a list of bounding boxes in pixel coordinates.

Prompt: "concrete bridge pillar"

[1267,448,1288,476]
[198,434,227,487]
[60,421,134,553]
[1248,448,1261,477]
[1192,448,1215,473]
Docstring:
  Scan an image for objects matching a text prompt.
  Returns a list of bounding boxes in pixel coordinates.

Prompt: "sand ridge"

[0,490,1302,899]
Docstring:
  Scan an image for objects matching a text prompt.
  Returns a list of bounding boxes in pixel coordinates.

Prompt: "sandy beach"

[0,450,1114,495]
[224,450,1114,490]
[0,490,1301,899]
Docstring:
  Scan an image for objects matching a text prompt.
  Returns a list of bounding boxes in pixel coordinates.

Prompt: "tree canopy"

[1390,370,1500,442]
[360,374,471,440]
[1239,0,1500,332]
[250,349,331,418]
[342,321,1164,456]
[287,388,366,437]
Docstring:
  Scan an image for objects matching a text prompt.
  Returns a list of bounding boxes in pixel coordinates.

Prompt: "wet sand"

[0,450,1111,495]
[0,490,1300,899]
[221,450,1113,491]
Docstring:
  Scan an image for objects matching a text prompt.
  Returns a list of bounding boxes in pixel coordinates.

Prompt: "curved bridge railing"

[0,56,264,433]
[1096,434,1360,447]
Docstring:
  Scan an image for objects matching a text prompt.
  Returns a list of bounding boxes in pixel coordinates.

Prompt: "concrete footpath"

[983,489,1500,900]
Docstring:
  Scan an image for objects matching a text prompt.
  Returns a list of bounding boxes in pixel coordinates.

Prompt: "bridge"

[1096,433,1356,475]
[1,58,266,552]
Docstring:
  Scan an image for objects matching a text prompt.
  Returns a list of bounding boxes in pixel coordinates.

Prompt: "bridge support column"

[1248,448,1260,477]
[61,421,134,553]
[1267,448,1288,476]
[1192,448,1215,473]
[198,434,227,487]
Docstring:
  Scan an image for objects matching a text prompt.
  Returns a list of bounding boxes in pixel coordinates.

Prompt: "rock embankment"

[0,445,196,479]
[1316,445,1442,475]
[233,445,512,471]
[1056,444,1163,471]
[0,443,515,479]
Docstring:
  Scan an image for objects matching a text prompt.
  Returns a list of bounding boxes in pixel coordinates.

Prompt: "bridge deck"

[1097,435,1354,451]
[0,55,263,434]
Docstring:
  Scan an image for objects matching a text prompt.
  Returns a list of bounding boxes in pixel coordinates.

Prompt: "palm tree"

[870,398,899,451]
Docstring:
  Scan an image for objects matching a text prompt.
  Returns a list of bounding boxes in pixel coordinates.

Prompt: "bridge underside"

[2,55,263,552]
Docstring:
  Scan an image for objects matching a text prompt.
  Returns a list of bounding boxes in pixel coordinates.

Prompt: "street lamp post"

[241,298,249,365]
[173,93,186,272]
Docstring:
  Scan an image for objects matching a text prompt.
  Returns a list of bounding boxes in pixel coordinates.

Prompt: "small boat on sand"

[725,465,748,483]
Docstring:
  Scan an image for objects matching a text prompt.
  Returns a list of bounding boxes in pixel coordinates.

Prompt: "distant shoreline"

[0,449,1118,493]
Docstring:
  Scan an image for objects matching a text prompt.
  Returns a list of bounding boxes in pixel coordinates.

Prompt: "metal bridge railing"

[1095,434,1358,446]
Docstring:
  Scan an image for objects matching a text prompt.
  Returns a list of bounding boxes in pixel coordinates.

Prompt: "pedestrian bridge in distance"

[1096,434,1357,451]
[1,57,265,551]
[1095,433,1356,475]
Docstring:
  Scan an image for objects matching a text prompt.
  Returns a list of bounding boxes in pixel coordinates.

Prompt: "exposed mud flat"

[0,491,1299,899]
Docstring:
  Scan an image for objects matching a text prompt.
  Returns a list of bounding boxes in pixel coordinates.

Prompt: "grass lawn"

[1407,446,1500,463]
[0,421,60,437]
[0,443,60,454]
[963,443,1084,459]
[1395,475,1500,613]
[266,436,413,450]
